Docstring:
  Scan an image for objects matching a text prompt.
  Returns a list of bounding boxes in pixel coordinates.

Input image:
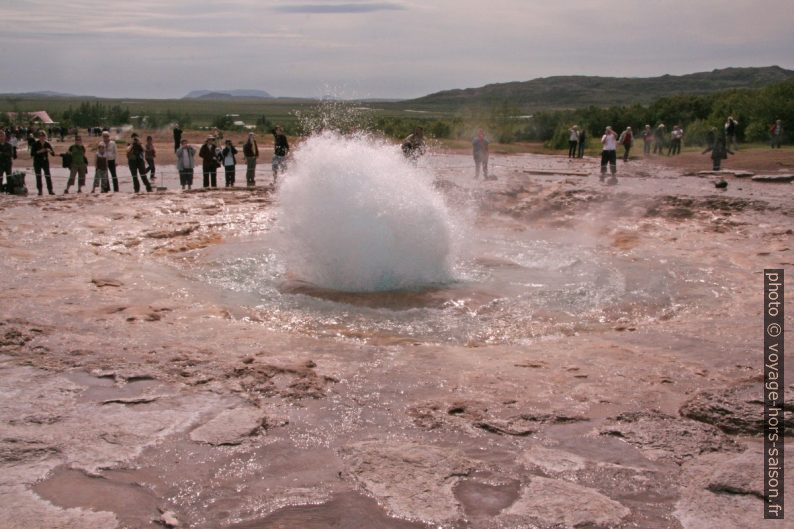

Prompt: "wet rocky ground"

[1,152,792,528]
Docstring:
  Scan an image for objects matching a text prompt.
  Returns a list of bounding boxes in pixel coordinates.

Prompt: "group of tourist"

[573,116,784,182]
[0,116,788,195]
[0,126,290,195]
[173,126,288,191]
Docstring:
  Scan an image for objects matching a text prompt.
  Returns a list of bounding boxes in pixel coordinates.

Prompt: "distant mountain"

[0,90,93,98]
[404,66,794,111]
[182,89,273,100]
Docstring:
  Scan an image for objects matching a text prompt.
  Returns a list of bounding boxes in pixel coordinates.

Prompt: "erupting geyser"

[278,131,455,292]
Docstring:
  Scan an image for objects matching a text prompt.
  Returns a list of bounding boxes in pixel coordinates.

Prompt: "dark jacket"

[273,133,289,157]
[199,143,220,169]
[703,136,733,161]
[243,140,258,158]
[127,142,145,162]
[0,142,15,166]
[32,140,54,162]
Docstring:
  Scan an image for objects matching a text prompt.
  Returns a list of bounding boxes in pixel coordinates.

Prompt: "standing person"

[173,124,183,152]
[101,131,120,192]
[401,127,425,163]
[668,125,684,155]
[0,130,17,193]
[724,116,738,150]
[199,136,219,188]
[577,127,586,158]
[144,135,156,181]
[568,126,579,158]
[641,124,653,156]
[618,126,633,162]
[32,131,55,196]
[272,126,290,183]
[126,133,152,193]
[770,120,784,148]
[472,128,490,179]
[27,131,37,154]
[220,139,238,187]
[175,138,196,191]
[63,136,88,194]
[243,132,259,186]
[653,123,666,154]
[706,127,717,150]
[91,142,109,193]
[600,126,618,181]
[703,132,733,171]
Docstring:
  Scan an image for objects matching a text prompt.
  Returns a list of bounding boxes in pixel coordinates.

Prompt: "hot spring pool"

[187,132,724,345]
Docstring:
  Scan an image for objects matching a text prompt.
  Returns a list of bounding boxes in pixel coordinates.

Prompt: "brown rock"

[499,476,630,528]
[339,440,478,524]
[189,407,267,445]
[600,410,742,463]
[680,381,794,435]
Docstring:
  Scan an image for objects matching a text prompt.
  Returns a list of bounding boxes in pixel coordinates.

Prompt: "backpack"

[61,152,72,168]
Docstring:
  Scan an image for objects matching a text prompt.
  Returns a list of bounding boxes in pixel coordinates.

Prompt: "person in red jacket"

[618,126,633,162]
[770,120,784,149]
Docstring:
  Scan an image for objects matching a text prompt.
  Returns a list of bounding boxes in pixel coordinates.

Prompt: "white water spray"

[278,131,455,292]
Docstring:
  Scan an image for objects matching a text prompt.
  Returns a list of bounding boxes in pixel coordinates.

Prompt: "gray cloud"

[273,2,406,14]
[0,0,792,99]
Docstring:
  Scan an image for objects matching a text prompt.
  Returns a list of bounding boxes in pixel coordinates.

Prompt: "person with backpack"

[127,133,152,193]
[618,126,633,162]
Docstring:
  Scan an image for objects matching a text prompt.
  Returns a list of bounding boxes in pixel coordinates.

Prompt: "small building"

[6,110,56,124]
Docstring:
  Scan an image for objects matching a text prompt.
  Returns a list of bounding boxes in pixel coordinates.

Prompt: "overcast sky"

[1,0,793,99]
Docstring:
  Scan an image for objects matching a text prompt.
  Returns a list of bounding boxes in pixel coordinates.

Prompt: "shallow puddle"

[65,371,165,403]
[454,478,522,517]
[230,491,430,529]
[34,467,161,528]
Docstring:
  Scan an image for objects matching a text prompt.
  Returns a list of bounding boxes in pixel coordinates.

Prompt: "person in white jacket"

[600,126,618,181]
[175,139,196,191]
[101,131,119,192]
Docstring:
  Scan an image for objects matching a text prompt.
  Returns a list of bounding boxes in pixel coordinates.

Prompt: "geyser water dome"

[278,131,455,292]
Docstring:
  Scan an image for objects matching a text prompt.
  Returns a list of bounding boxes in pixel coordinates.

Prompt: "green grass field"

[0,96,456,129]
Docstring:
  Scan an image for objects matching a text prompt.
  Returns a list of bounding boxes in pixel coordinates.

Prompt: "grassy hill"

[401,66,794,112]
